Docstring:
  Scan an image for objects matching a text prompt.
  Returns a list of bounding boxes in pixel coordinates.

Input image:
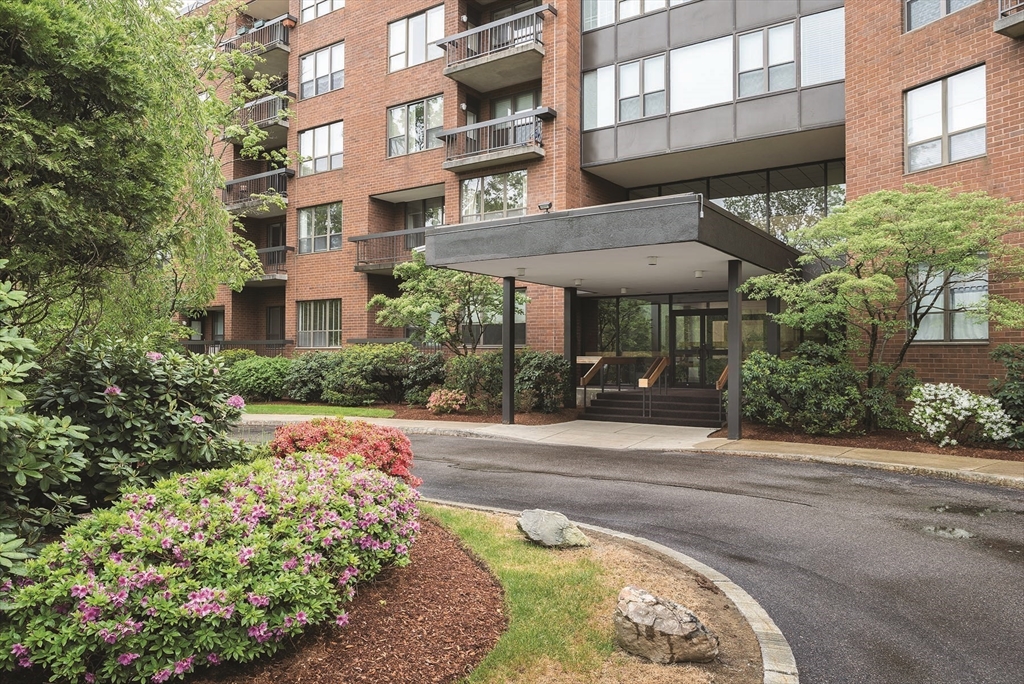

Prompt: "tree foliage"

[368,252,527,356]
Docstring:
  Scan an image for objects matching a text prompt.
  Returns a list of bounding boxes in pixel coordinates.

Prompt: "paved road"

[409,434,1024,684]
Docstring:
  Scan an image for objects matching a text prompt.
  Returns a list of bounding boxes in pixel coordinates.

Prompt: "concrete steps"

[581,389,724,428]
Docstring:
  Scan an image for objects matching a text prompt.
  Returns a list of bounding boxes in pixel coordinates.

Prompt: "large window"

[475,288,526,346]
[583,65,615,130]
[301,0,343,23]
[583,0,692,30]
[461,170,527,222]
[913,266,988,341]
[388,6,444,72]
[670,36,733,112]
[388,96,444,157]
[404,197,444,249]
[619,54,665,121]
[298,299,341,348]
[298,202,343,254]
[801,8,845,87]
[299,121,344,176]
[905,66,985,172]
[738,23,795,98]
[299,42,344,99]
[906,0,980,32]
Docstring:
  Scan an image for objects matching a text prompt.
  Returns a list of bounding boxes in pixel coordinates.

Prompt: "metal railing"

[350,228,427,269]
[438,4,555,68]
[239,92,291,128]
[1000,0,1024,17]
[255,246,294,275]
[220,16,293,55]
[182,339,292,357]
[223,168,294,207]
[441,108,552,162]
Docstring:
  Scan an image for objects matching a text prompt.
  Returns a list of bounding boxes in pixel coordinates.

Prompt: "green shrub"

[444,352,503,411]
[990,344,1024,448]
[909,383,1014,447]
[0,454,420,682]
[321,343,442,406]
[515,350,571,413]
[283,352,344,403]
[214,348,256,370]
[224,356,293,402]
[741,348,865,435]
[32,339,252,506]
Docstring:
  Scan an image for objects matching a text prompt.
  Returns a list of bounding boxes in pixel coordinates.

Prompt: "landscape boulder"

[613,586,719,664]
[516,509,590,548]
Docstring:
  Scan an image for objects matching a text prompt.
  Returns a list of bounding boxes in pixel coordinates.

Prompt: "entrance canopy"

[424,194,801,294]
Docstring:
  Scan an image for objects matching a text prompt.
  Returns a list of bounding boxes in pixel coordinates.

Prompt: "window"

[299,121,344,176]
[583,65,616,130]
[906,0,979,32]
[800,8,845,87]
[913,265,988,341]
[738,23,795,98]
[299,42,344,99]
[301,0,343,23]
[618,54,665,121]
[906,66,985,172]
[298,299,341,348]
[298,202,343,254]
[388,5,444,72]
[671,36,733,112]
[388,96,444,157]
[475,288,526,346]
[405,197,444,249]
[584,0,691,31]
[461,170,527,222]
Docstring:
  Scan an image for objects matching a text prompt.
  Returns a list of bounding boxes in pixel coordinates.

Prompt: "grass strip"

[244,403,395,418]
[422,503,615,682]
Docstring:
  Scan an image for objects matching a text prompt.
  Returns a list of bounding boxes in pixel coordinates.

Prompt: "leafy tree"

[743,185,1024,428]
[368,252,527,356]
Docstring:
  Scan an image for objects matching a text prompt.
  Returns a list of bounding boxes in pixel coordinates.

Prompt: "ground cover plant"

[0,454,420,682]
[268,418,421,487]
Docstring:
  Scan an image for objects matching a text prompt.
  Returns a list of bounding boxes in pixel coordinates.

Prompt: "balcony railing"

[439,108,555,169]
[438,4,554,68]
[1000,0,1024,17]
[223,168,293,209]
[182,339,292,357]
[350,228,427,272]
[220,15,294,55]
[255,246,293,275]
[239,92,291,128]
[997,0,1024,36]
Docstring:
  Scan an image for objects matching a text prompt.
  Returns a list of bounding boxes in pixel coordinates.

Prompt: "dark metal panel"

[617,13,669,62]
[581,25,617,71]
[736,91,800,139]
[735,0,799,31]
[697,203,802,274]
[669,104,737,150]
[581,128,617,165]
[727,259,742,440]
[502,277,515,425]
[564,287,578,408]
[800,82,846,128]
[669,0,734,48]
[616,118,670,159]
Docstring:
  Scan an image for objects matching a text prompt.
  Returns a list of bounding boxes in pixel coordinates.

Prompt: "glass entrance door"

[673,311,728,387]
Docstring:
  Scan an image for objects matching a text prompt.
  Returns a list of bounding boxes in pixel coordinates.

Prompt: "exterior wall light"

[647,256,657,266]
[538,201,552,212]
[694,270,704,278]
[516,268,526,277]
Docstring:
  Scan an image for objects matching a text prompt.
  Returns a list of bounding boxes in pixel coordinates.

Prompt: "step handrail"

[715,364,729,391]
[638,356,669,389]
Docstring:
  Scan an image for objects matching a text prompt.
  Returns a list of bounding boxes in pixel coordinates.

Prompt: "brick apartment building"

[191,0,1024,425]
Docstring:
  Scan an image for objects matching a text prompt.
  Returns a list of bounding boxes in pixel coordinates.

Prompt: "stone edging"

[424,497,799,684]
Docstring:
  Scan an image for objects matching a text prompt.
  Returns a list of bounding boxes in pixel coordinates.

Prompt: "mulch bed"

[380,404,583,425]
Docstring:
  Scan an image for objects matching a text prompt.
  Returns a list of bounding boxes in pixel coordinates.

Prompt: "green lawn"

[244,403,395,418]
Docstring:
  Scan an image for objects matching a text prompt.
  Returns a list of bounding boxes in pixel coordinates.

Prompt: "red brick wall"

[845,0,1024,390]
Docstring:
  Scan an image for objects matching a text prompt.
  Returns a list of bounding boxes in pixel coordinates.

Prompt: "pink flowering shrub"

[0,454,419,682]
[426,389,467,415]
[268,418,422,487]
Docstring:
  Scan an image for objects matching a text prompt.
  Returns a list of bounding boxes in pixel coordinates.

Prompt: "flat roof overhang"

[425,194,801,296]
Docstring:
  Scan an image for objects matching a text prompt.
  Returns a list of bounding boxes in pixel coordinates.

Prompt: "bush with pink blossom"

[426,389,467,415]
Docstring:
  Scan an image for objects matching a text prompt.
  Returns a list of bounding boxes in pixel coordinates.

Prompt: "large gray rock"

[516,509,590,548]
[613,586,719,664]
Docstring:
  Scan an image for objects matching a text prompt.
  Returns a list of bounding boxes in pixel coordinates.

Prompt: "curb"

[425,497,799,684]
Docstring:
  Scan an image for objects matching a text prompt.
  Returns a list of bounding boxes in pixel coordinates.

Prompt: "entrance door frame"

[670,308,728,388]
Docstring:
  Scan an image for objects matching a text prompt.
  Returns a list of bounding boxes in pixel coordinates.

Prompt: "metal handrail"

[254,246,294,275]
[440,109,554,162]
[239,92,292,128]
[350,228,427,268]
[182,339,292,356]
[223,168,294,206]
[437,4,556,68]
[1000,0,1024,17]
[220,15,295,54]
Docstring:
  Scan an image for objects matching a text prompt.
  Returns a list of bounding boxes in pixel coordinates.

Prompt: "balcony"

[225,91,292,149]
[437,4,555,92]
[223,168,294,217]
[242,0,290,22]
[996,0,1024,37]
[350,228,427,274]
[245,246,293,287]
[183,339,291,356]
[439,108,555,172]
[220,14,294,75]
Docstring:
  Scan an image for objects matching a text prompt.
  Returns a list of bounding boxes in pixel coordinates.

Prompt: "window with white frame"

[298,299,342,347]
[618,54,665,121]
[584,0,693,31]
[905,66,985,172]
[301,0,344,23]
[583,65,616,130]
[461,170,527,222]
[670,36,733,112]
[297,202,343,254]
[299,121,344,176]
[905,0,979,32]
[299,42,344,99]
[388,6,444,72]
[912,265,988,341]
[738,23,795,98]
[387,95,444,157]
[800,8,845,87]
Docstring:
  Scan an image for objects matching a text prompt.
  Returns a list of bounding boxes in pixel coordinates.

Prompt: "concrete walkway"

[240,414,1024,489]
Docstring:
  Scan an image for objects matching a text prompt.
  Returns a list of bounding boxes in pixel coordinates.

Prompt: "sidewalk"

[241,414,1024,490]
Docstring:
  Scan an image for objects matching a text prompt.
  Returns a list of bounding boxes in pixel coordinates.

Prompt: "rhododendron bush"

[0,454,419,682]
[269,418,421,487]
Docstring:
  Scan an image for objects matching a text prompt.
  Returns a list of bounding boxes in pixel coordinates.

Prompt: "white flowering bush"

[908,383,1014,447]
